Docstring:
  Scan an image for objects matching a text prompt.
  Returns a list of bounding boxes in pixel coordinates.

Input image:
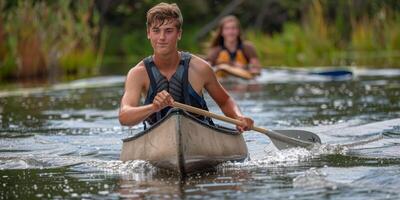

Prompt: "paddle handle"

[173,102,266,132]
[173,102,316,149]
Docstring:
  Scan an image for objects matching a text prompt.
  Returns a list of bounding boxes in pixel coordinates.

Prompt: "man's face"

[147,20,181,55]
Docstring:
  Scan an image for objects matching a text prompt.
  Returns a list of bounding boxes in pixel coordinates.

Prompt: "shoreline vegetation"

[0,0,399,82]
[247,1,400,67]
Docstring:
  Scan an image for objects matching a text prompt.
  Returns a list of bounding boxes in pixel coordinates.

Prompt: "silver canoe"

[120,109,248,175]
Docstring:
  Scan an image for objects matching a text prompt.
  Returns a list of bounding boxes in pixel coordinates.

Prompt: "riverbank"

[1,1,399,82]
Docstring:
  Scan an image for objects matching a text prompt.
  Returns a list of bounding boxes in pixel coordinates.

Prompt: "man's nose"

[159,31,166,40]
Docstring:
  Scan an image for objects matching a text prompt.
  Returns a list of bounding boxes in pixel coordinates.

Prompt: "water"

[1,68,400,199]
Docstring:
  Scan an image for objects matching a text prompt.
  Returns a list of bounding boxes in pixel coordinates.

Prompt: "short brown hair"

[146,3,183,30]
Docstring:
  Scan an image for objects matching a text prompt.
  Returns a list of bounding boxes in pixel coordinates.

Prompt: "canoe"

[214,64,254,80]
[120,109,248,175]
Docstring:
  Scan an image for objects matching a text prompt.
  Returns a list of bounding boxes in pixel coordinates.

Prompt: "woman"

[207,15,261,77]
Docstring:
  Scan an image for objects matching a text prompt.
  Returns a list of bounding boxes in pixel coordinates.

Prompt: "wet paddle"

[173,102,321,150]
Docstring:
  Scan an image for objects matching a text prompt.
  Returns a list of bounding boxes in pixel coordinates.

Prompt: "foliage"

[101,0,400,69]
[1,0,400,82]
[245,0,400,67]
[0,0,101,80]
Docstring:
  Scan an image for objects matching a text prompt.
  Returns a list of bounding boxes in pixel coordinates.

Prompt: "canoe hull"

[120,110,248,175]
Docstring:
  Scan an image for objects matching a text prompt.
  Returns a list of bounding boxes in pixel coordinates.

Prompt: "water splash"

[86,160,157,175]
[293,167,338,190]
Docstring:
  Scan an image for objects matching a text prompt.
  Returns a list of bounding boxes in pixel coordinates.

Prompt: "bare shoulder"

[208,46,222,54]
[128,61,146,76]
[207,46,222,58]
[190,54,214,75]
[243,41,258,58]
[125,61,149,83]
[125,61,149,90]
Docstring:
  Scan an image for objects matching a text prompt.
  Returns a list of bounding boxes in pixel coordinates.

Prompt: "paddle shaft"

[215,64,253,80]
[173,102,315,148]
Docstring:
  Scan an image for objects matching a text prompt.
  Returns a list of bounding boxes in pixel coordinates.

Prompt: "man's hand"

[236,116,254,133]
[152,90,174,112]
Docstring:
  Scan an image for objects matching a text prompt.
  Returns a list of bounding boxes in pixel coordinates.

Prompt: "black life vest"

[143,52,214,128]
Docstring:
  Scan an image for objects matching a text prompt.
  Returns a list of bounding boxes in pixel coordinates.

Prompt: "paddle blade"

[310,69,353,77]
[270,129,321,150]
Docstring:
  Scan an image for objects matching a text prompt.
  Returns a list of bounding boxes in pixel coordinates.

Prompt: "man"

[119,2,253,132]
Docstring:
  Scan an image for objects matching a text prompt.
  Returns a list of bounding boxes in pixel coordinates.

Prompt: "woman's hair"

[146,3,183,30]
[209,15,243,48]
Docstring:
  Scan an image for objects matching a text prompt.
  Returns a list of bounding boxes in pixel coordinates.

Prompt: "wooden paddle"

[215,64,254,80]
[173,102,321,150]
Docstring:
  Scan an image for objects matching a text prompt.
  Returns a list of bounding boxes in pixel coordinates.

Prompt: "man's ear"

[178,29,182,40]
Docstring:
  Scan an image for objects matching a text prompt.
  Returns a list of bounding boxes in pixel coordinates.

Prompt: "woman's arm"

[243,41,262,74]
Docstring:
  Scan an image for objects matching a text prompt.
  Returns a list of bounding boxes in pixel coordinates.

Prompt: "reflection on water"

[1,68,400,199]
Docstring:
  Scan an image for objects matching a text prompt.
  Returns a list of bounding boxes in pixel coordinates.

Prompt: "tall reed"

[245,0,400,67]
[1,0,101,80]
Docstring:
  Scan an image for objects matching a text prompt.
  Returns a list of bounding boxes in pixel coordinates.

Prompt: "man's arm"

[191,56,253,132]
[119,63,174,126]
[204,67,242,119]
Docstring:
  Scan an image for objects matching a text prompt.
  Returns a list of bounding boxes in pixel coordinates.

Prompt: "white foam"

[86,160,156,174]
[293,167,338,190]
[222,143,348,170]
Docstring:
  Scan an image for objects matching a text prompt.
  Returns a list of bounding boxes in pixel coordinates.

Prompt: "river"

[1,68,399,199]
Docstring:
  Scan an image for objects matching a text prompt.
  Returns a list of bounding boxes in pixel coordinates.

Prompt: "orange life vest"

[215,44,249,66]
